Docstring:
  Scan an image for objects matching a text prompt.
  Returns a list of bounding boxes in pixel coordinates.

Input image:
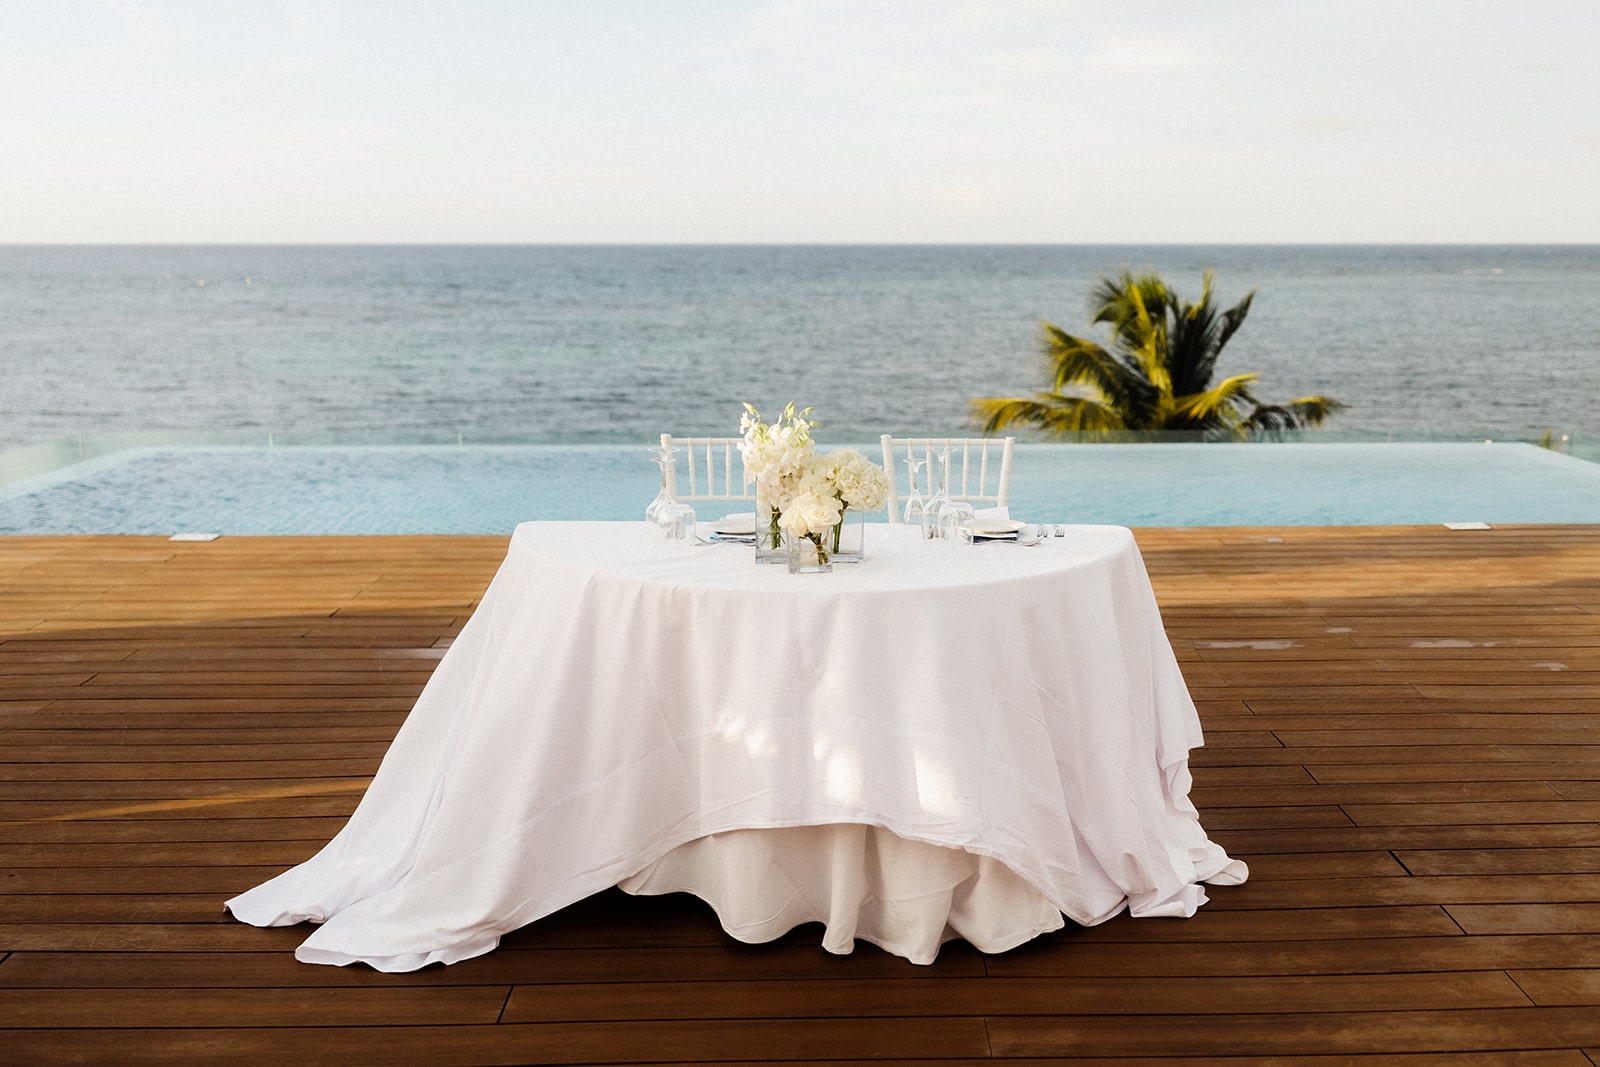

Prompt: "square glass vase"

[829,509,865,564]
[753,488,786,565]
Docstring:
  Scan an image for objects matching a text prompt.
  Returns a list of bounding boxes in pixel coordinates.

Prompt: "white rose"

[780,486,842,536]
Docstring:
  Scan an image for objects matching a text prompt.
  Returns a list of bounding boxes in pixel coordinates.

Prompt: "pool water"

[2,441,1598,535]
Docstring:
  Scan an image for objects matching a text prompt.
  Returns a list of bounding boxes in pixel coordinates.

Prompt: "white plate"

[713,513,757,535]
[973,519,1026,536]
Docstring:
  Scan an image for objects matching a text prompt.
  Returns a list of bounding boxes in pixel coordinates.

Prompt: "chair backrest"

[879,435,1014,523]
[658,434,754,502]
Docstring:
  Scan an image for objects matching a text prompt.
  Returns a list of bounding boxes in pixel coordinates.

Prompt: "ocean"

[2,244,1597,453]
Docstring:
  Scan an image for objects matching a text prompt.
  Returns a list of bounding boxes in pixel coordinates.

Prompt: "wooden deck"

[2,525,1599,1065]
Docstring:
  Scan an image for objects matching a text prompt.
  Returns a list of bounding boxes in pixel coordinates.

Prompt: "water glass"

[655,499,697,546]
[937,501,976,543]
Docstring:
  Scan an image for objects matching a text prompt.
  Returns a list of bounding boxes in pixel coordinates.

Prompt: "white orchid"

[739,402,818,549]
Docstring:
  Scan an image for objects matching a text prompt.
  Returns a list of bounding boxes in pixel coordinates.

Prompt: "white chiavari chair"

[658,434,754,503]
[879,435,1014,523]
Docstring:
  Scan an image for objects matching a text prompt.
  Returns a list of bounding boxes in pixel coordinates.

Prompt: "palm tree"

[971,269,1346,439]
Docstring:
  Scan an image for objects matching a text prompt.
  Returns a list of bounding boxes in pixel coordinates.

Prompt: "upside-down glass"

[922,445,955,540]
[655,498,697,546]
[902,454,930,537]
[644,446,678,525]
[937,500,976,543]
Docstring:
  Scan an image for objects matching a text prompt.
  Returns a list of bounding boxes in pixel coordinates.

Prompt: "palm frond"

[1039,322,1146,415]
[1285,395,1349,426]
[969,394,1127,436]
[1170,270,1255,397]
[1214,287,1255,354]
[1168,284,1218,395]
[1243,395,1349,436]
[1090,271,1171,342]
[1172,372,1260,422]
[1116,284,1173,408]
[1165,373,1254,438]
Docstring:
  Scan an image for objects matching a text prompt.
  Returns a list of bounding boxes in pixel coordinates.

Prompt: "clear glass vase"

[785,529,833,573]
[829,508,865,563]
[754,483,786,564]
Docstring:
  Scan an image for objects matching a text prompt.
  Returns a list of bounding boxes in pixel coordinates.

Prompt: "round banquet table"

[226,521,1246,971]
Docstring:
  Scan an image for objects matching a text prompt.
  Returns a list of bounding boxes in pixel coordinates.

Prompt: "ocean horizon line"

[5,240,1599,250]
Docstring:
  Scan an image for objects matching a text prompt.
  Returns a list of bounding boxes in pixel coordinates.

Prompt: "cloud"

[1083,36,1208,73]
[1298,114,1363,133]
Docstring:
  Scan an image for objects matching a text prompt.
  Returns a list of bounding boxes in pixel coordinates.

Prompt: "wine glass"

[902,454,929,536]
[922,445,955,540]
[644,446,678,525]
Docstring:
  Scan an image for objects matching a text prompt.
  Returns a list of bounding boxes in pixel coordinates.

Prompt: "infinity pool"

[2,441,1598,535]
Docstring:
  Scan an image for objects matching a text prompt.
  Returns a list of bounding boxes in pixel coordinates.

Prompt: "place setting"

[704,512,757,544]
[968,517,1040,544]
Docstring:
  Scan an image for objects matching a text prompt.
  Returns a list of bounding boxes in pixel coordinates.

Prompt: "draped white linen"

[227,522,1245,971]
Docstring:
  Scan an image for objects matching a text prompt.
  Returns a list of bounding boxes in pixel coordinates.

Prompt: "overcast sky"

[3,0,1597,244]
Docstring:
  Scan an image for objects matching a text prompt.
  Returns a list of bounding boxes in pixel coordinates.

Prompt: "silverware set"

[996,524,1066,546]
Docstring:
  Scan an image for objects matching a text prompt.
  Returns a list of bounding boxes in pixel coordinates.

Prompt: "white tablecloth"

[227,522,1245,971]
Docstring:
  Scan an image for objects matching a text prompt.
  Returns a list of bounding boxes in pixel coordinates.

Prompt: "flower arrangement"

[739,402,818,552]
[779,447,891,566]
[740,403,890,568]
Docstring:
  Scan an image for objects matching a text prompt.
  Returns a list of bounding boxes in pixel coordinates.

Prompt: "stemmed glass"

[645,446,697,545]
[902,454,929,537]
[644,446,678,526]
[922,445,955,540]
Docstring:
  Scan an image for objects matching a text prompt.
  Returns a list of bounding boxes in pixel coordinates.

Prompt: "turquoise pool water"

[2,441,1598,535]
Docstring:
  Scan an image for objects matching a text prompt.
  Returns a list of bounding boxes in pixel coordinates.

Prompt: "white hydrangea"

[818,448,890,513]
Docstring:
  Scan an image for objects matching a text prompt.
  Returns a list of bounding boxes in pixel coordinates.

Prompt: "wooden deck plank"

[495,972,1533,1022]
[0,817,350,844]
[0,985,511,1027]
[1212,824,1600,854]
[0,759,387,782]
[0,945,990,988]
[2,524,1599,1062]
[0,1019,994,1066]
[1506,969,1600,1006]
[986,1007,1600,1058]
